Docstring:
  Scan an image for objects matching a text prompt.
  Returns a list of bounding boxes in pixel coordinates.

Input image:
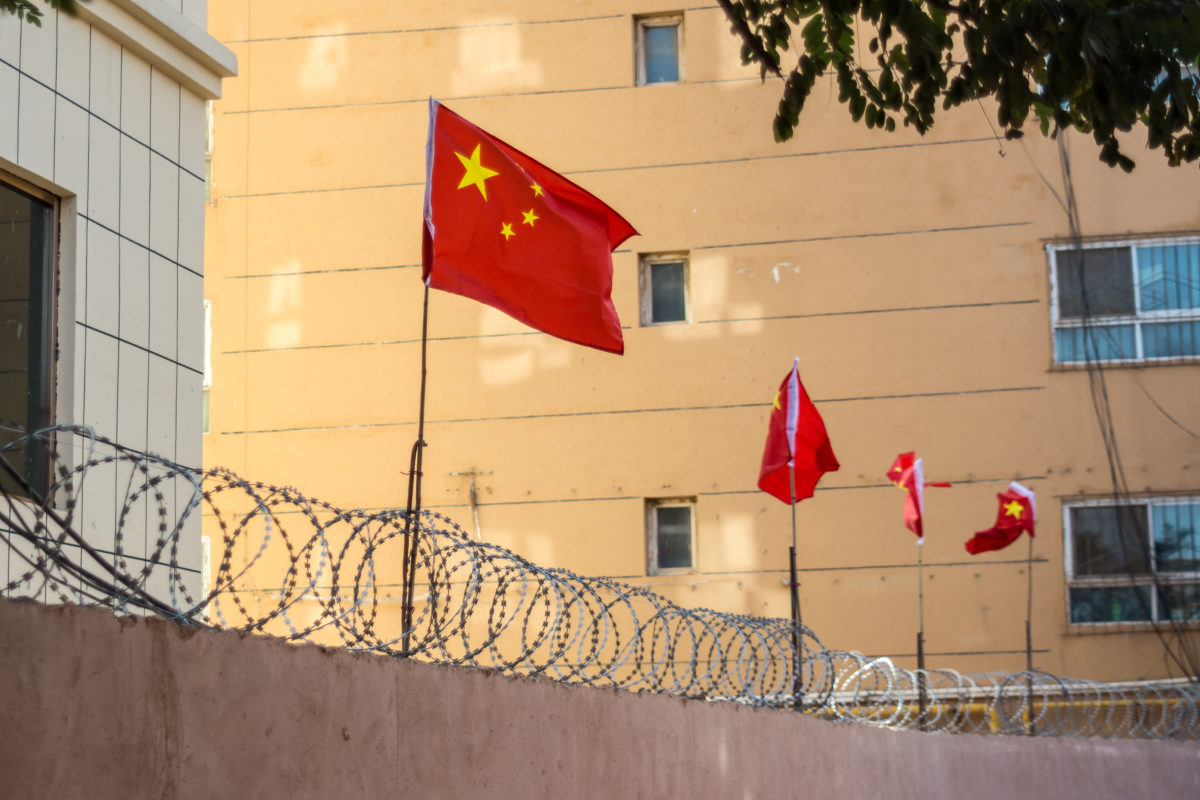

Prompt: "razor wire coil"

[1,424,1197,739]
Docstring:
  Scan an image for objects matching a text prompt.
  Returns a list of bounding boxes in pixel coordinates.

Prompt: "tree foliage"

[1,0,80,27]
[716,0,1200,170]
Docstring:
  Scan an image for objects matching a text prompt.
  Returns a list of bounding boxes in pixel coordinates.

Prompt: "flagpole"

[400,283,431,656]
[788,462,803,711]
[1025,531,1035,736]
[916,538,927,730]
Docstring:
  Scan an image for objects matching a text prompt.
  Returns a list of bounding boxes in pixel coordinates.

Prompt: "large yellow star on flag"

[1003,500,1025,518]
[456,144,499,200]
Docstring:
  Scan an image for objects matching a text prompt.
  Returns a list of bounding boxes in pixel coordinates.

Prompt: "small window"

[635,14,682,86]
[639,253,689,325]
[1065,498,1200,625]
[1048,236,1200,364]
[646,498,696,575]
[0,171,57,500]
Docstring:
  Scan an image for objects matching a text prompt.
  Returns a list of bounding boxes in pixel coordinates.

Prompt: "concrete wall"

[0,2,234,596]
[1,598,1197,799]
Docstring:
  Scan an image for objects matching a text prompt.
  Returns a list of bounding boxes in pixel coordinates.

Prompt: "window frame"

[0,169,59,502]
[1047,234,1200,365]
[1063,495,1200,628]
[645,496,697,576]
[638,251,690,326]
[634,13,683,87]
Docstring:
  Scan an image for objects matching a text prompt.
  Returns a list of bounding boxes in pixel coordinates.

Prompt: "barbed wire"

[1,424,1197,739]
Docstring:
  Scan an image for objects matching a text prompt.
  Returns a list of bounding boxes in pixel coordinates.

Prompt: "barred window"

[1065,498,1200,625]
[646,497,696,575]
[1049,237,1200,364]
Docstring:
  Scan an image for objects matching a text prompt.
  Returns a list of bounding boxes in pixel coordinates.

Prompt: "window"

[646,498,696,575]
[1065,498,1200,625]
[1048,236,1200,363]
[639,253,689,325]
[0,172,56,500]
[635,14,682,85]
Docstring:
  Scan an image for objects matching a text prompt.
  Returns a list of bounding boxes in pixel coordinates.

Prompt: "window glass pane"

[0,180,52,497]
[1154,503,1200,573]
[1142,321,1200,359]
[1054,324,1136,362]
[1069,585,1151,623]
[1137,242,1200,311]
[1056,246,1134,318]
[650,261,686,323]
[643,24,679,83]
[656,505,692,569]
[1159,583,1200,622]
[1071,505,1149,576]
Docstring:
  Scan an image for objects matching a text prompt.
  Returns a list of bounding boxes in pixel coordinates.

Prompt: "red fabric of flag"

[887,452,926,540]
[886,452,951,541]
[758,358,839,504]
[422,100,637,354]
[964,481,1037,555]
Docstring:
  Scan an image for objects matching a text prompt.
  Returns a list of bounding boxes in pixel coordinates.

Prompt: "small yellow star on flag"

[531,182,543,197]
[500,222,515,241]
[522,208,539,227]
[455,144,499,200]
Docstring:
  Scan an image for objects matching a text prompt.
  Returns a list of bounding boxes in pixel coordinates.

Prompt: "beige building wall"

[204,1,1200,682]
[0,0,234,600]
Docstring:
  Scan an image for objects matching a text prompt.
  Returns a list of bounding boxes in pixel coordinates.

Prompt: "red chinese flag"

[886,452,951,542]
[422,100,636,354]
[887,452,926,540]
[964,482,1037,555]
[758,358,839,504]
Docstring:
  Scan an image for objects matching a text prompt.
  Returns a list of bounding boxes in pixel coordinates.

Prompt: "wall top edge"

[78,0,237,88]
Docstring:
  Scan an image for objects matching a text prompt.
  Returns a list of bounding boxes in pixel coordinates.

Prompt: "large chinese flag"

[964,482,1037,555]
[422,100,636,354]
[758,358,839,504]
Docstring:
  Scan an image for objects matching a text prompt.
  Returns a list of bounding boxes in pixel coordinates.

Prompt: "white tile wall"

[0,63,16,161]
[149,152,179,256]
[17,6,55,86]
[87,115,119,228]
[55,11,89,106]
[116,341,149,451]
[119,49,150,143]
[0,15,20,65]
[16,74,54,178]
[1,5,221,593]
[119,238,150,349]
[54,96,88,212]
[150,69,179,162]
[119,134,150,245]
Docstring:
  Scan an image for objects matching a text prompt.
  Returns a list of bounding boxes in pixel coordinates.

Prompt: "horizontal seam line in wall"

[222,84,631,116]
[77,322,203,376]
[226,13,629,44]
[699,474,1048,496]
[0,60,205,182]
[226,263,421,279]
[213,388,1045,436]
[215,137,998,198]
[700,299,1040,324]
[80,215,204,279]
[220,304,1038,355]
[694,220,1033,250]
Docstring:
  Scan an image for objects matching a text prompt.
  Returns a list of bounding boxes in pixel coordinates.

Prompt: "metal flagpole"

[916,538,927,730]
[789,462,803,710]
[400,283,431,656]
[1025,531,1036,736]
